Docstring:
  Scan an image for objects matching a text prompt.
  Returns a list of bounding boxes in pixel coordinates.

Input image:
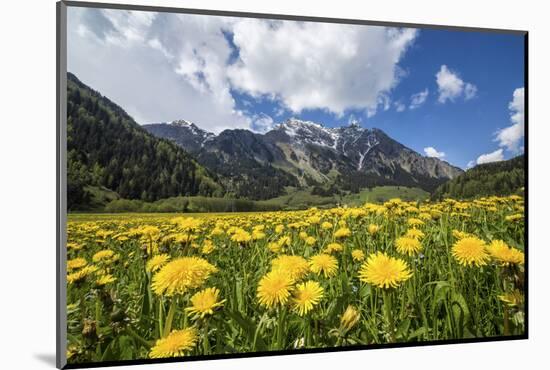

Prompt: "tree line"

[432,155,525,200]
[66,73,223,210]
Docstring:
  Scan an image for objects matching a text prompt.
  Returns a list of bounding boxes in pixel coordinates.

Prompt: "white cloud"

[476,149,504,164]
[435,65,477,103]
[273,106,286,117]
[228,19,417,116]
[466,160,476,169]
[424,146,445,159]
[495,87,524,152]
[68,8,251,133]
[409,88,429,109]
[250,113,275,133]
[394,101,406,112]
[464,83,478,100]
[69,8,418,132]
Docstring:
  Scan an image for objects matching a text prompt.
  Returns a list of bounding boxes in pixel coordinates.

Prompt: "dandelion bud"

[82,319,98,342]
[340,305,360,331]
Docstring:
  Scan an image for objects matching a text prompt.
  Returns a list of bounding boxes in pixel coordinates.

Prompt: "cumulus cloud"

[476,149,504,164]
[68,8,418,132]
[68,8,250,133]
[250,113,275,133]
[409,88,429,109]
[227,19,417,116]
[495,87,524,152]
[435,65,477,103]
[424,146,445,159]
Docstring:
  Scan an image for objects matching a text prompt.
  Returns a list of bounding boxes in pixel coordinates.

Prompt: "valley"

[67,72,523,213]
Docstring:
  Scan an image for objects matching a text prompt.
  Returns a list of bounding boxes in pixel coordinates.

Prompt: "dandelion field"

[65,196,525,364]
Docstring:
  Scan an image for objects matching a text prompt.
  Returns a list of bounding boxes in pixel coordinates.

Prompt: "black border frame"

[56,1,529,369]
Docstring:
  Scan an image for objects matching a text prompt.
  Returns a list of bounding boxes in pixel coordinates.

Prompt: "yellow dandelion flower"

[278,235,291,247]
[395,237,423,256]
[96,274,116,286]
[309,254,338,278]
[418,212,432,221]
[325,242,344,254]
[452,237,489,267]
[67,242,83,251]
[268,242,282,253]
[201,240,215,255]
[271,255,310,281]
[149,328,198,358]
[67,257,87,271]
[505,214,523,222]
[252,230,266,240]
[321,221,333,230]
[275,224,285,234]
[405,228,425,240]
[151,257,218,296]
[173,233,196,245]
[210,227,224,236]
[139,225,160,240]
[358,252,412,289]
[231,229,252,243]
[487,240,524,266]
[185,287,225,319]
[257,270,294,308]
[340,305,360,331]
[407,218,424,227]
[171,217,203,232]
[67,265,98,285]
[92,249,115,263]
[367,224,379,235]
[146,254,170,273]
[351,249,365,262]
[307,215,321,225]
[292,281,324,316]
[305,236,317,246]
[334,227,352,239]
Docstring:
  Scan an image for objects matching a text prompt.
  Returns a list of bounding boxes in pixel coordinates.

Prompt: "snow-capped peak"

[275,118,341,148]
[169,119,215,139]
[171,119,193,127]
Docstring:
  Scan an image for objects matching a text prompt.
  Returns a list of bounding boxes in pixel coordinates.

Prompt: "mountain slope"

[66,73,223,210]
[432,155,525,200]
[145,118,463,198]
[142,120,215,153]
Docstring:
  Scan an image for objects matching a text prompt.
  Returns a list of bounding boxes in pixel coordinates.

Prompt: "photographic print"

[59,2,526,367]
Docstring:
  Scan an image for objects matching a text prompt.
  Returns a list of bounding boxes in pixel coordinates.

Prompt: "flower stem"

[276,307,287,349]
[382,289,395,343]
[202,319,210,354]
[163,299,177,338]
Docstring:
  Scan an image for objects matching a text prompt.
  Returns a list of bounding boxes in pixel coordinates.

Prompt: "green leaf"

[226,309,268,351]
[101,339,118,362]
[408,327,428,340]
[119,335,135,360]
[395,318,411,340]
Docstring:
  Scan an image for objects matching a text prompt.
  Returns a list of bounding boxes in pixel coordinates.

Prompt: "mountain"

[432,155,525,200]
[66,73,223,210]
[143,120,215,153]
[144,118,463,199]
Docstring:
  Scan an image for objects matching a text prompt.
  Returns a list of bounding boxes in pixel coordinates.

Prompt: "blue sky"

[68,8,525,169]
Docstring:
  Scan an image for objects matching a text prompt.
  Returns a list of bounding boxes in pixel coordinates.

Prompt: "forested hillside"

[67,73,223,210]
[432,155,525,200]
